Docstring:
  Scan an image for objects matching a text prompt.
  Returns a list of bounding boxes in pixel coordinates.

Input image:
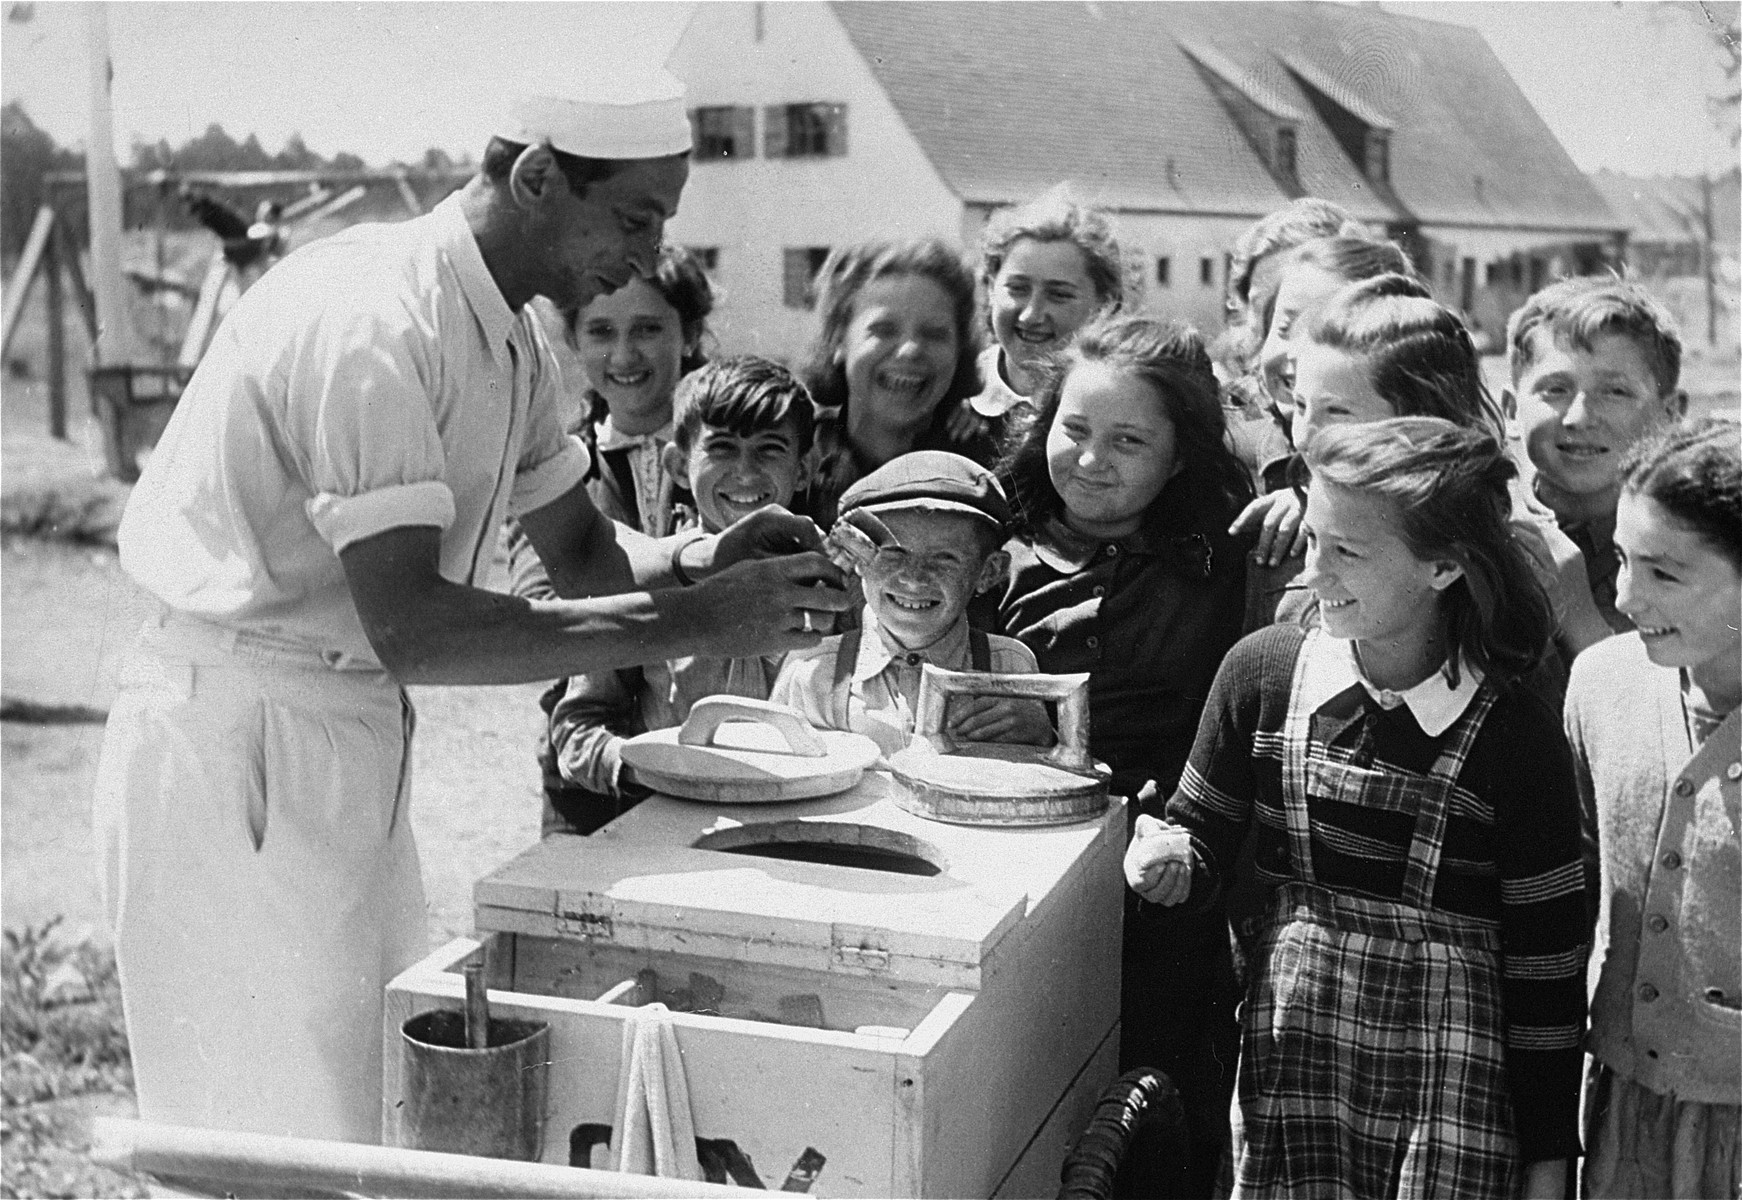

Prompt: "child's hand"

[945,399,991,444]
[1124,813,1195,905]
[1229,489,1306,567]
[946,695,1056,746]
[1515,519,1612,656]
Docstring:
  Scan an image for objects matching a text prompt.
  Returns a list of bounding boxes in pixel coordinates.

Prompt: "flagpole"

[85,1,133,366]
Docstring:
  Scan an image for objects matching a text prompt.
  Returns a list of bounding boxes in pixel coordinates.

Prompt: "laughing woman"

[795,239,995,525]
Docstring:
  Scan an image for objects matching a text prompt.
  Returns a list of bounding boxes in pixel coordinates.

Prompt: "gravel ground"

[1,537,551,947]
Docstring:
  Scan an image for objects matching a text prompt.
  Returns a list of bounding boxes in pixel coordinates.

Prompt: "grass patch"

[2,917,149,1198]
[0,489,121,548]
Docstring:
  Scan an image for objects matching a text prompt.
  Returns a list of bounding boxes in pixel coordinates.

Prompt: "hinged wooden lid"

[474,775,1117,989]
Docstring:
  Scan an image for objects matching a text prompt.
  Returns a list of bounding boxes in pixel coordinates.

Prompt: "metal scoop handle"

[825,508,902,573]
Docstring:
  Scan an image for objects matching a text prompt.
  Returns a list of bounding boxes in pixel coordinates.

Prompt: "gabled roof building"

[666,2,1626,359]
[1590,167,1741,281]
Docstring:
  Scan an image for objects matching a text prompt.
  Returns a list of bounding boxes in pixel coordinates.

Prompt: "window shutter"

[734,107,756,159]
[825,104,848,156]
[764,105,788,159]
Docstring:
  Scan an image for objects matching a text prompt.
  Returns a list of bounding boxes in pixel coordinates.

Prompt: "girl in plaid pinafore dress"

[1127,419,1589,1198]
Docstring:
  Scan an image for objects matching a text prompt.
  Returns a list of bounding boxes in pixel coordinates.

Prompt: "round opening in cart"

[693,821,947,877]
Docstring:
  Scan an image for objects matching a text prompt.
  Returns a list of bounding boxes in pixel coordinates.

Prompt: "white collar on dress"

[852,618,973,684]
[595,414,674,452]
[969,345,1030,419]
[1298,632,1483,737]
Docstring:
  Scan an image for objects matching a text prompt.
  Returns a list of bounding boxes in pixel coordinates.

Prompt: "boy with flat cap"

[772,451,1052,756]
[93,65,850,1143]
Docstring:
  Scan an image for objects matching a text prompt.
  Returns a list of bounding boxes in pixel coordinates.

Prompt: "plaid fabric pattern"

[1226,630,1522,1197]
[1230,884,1518,1198]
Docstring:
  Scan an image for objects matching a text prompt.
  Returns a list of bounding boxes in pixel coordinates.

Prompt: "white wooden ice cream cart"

[383,684,1127,1198]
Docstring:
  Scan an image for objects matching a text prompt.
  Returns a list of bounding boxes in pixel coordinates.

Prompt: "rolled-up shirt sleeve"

[511,433,590,517]
[296,307,457,553]
[511,349,591,516]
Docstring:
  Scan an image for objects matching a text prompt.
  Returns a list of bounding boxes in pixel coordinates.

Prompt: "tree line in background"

[0,100,470,265]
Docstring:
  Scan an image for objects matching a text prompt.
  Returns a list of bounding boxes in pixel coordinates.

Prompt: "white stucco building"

[665,1,1626,361]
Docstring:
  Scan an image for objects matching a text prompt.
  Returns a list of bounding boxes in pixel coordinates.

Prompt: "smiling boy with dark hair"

[539,356,817,833]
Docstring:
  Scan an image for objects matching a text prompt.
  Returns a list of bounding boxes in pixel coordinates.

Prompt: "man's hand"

[1123,813,1195,905]
[1514,518,1612,657]
[1229,489,1306,567]
[946,695,1056,747]
[692,506,827,577]
[664,553,854,659]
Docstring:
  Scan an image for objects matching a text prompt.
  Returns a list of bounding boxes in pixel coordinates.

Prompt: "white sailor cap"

[499,64,691,161]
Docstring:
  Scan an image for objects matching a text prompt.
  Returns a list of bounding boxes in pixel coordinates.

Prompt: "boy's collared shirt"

[1558,516,1631,635]
[771,619,1038,757]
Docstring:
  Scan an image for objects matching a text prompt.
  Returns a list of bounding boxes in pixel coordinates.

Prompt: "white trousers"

[93,614,428,1144]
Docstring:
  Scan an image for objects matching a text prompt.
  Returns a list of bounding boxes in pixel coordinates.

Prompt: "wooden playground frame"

[0,166,470,476]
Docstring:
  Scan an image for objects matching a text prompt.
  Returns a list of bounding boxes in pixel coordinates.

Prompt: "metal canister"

[394,1009,549,1161]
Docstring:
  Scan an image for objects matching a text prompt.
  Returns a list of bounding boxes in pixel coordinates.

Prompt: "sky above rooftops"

[3,1,1736,179]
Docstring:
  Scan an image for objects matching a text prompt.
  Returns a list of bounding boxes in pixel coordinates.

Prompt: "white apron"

[93,611,427,1143]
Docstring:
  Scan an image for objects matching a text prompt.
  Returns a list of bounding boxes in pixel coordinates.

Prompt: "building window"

[1155,256,1171,286]
[1365,131,1390,185]
[1275,127,1298,183]
[690,107,754,162]
[783,246,831,309]
[765,103,847,159]
[687,246,720,272]
[1200,256,1214,287]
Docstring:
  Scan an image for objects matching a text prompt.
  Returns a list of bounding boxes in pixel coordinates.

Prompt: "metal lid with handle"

[620,696,881,804]
[888,666,1111,826]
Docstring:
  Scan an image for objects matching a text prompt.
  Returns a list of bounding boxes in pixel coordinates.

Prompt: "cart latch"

[556,908,613,941]
[832,927,891,973]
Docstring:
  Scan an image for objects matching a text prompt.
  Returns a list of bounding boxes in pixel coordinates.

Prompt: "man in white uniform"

[93,66,851,1144]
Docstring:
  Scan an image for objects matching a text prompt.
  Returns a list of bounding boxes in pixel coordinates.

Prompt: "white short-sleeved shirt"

[119,194,589,669]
